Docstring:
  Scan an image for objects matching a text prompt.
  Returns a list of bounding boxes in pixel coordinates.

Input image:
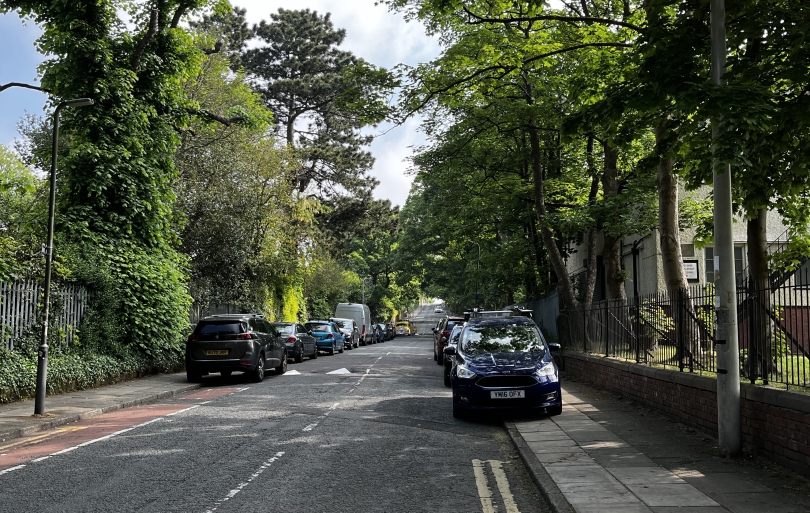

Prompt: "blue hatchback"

[305,320,345,355]
[445,316,562,418]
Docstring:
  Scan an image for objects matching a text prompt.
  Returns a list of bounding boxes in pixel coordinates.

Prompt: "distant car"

[445,316,562,418]
[305,320,345,355]
[271,322,318,363]
[384,322,395,340]
[330,317,358,349]
[395,321,410,336]
[186,314,287,383]
[374,323,385,343]
[434,316,465,365]
[334,303,373,345]
[409,321,418,336]
[434,307,444,313]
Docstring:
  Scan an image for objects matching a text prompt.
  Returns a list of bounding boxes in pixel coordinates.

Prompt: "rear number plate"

[491,390,525,399]
[206,350,229,356]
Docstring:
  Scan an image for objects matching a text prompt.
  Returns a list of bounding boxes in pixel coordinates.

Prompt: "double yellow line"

[0,425,87,452]
[472,459,521,513]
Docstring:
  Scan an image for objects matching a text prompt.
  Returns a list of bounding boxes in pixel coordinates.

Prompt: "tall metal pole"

[35,98,93,415]
[710,0,741,457]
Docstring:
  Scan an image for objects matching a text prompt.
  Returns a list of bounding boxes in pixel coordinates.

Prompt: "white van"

[334,303,373,345]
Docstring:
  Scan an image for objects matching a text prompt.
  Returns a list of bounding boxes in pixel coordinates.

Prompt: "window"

[200,322,242,335]
[681,244,695,257]
[705,247,744,286]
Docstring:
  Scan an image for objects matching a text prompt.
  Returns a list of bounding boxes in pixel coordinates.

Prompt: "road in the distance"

[0,303,548,513]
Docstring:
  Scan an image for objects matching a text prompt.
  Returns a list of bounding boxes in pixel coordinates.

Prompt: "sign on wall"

[683,260,699,282]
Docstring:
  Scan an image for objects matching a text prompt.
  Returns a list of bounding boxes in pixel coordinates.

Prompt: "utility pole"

[710,0,741,457]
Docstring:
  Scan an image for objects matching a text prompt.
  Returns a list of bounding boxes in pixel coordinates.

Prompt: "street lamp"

[361,276,373,306]
[35,97,94,415]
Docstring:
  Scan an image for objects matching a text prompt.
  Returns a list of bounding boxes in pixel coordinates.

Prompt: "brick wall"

[564,352,810,474]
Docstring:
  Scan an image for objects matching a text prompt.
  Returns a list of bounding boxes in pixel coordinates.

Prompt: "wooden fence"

[0,280,89,350]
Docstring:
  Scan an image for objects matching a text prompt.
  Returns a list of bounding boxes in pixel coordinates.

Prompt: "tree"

[242,8,394,197]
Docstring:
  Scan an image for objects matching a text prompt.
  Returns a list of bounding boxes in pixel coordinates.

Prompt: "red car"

[433,316,465,366]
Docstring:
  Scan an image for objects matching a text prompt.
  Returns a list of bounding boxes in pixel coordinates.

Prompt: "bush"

[0,344,183,405]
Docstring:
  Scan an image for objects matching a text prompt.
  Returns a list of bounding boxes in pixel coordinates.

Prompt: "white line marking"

[204,452,284,513]
[472,459,496,513]
[199,400,211,404]
[166,405,199,416]
[51,446,78,455]
[30,456,50,463]
[0,464,25,475]
[490,460,520,513]
[284,369,301,375]
[326,368,352,375]
[301,402,341,432]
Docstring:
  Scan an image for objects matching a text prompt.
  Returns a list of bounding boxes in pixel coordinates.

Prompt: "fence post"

[747,286,757,384]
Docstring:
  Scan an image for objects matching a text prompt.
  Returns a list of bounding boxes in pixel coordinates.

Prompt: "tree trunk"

[747,208,773,378]
[528,126,578,312]
[655,125,697,366]
[583,135,600,309]
[601,140,626,301]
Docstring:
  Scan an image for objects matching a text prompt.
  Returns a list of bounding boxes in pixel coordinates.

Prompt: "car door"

[262,320,283,361]
[297,323,314,354]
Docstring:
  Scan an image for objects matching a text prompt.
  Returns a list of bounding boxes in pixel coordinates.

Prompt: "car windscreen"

[305,322,330,332]
[332,320,346,328]
[199,322,243,335]
[272,324,294,335]
[445,320,462,331]
[460,324,545,354]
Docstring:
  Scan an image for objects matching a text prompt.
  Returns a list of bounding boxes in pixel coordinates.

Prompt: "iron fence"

[0,280,89,350]
[557,270,810,391]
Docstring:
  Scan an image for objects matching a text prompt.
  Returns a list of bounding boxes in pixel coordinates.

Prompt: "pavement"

[0,372,199,444]
[506,379,810,513]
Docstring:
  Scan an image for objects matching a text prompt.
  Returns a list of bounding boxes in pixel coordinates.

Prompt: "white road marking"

[284,370,301,375]
[472,459,496,513]
[302,402,341,432]
[204,451,285,513]
[0,465,25,475]
[166,405,199,416]
[326,368,352,375]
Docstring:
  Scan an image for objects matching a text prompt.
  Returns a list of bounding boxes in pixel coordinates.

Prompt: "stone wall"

[564,352,810,474]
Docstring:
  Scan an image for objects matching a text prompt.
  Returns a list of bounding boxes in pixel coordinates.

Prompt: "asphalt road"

[0,304,549,513]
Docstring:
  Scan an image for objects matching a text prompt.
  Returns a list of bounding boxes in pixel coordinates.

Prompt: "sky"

[0,1,443,206]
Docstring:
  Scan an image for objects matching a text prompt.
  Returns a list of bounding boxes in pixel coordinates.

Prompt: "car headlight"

[456,365,477,379]
[536,363,557,378]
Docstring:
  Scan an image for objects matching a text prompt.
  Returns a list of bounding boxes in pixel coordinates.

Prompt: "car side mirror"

[443,346,457,356]
[548,343,561,352]
[431,327,437,332]
[307,330,313,336]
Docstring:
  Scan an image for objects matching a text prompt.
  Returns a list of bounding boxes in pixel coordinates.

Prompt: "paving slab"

[505,378,810,513]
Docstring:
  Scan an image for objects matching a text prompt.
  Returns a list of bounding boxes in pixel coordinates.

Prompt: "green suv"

[186,314,287,382]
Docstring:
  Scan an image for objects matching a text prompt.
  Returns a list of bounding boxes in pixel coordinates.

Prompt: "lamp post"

[35,98,94,415]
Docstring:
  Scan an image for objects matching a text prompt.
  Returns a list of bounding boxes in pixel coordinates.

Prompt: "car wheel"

[311,346,318,359]
[546,404,563,416]
[251,355,265,383]
[347,343,353,350]
[187,370,202,383]
[339,343,344,353]
[276,352,287,375]
[329,343,335,355]
[433,343,438,361]
[437,350,444,366]
[443,366,451,387]
[295,345,304,363]
[220,370,232,378]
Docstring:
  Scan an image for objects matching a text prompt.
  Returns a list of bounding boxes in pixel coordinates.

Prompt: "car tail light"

[326,333,334,339]
[286,336,296,343]
[236,333,252,340]
[188,334,199,342]
[361,324,366,335]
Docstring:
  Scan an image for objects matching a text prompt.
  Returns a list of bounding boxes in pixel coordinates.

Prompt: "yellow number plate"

[205,350,229,356]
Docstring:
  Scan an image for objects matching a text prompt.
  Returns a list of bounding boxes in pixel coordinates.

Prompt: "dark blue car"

[305,320,345,355]
[444,316,562,418]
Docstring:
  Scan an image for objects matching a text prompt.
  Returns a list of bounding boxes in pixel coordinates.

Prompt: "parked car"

[445,316,562,418]
[384,322,395,340]
[374,323,385,343]
[409,321,418,336]
[434,316,465,365]
[330,317,358,349]
[271,322,318,363]
[443,324,464,387]
[395,320,411,336]
[334,303,373,345]
[305,320,345,355]
[434,307,444,313]
[186,314,287,383]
